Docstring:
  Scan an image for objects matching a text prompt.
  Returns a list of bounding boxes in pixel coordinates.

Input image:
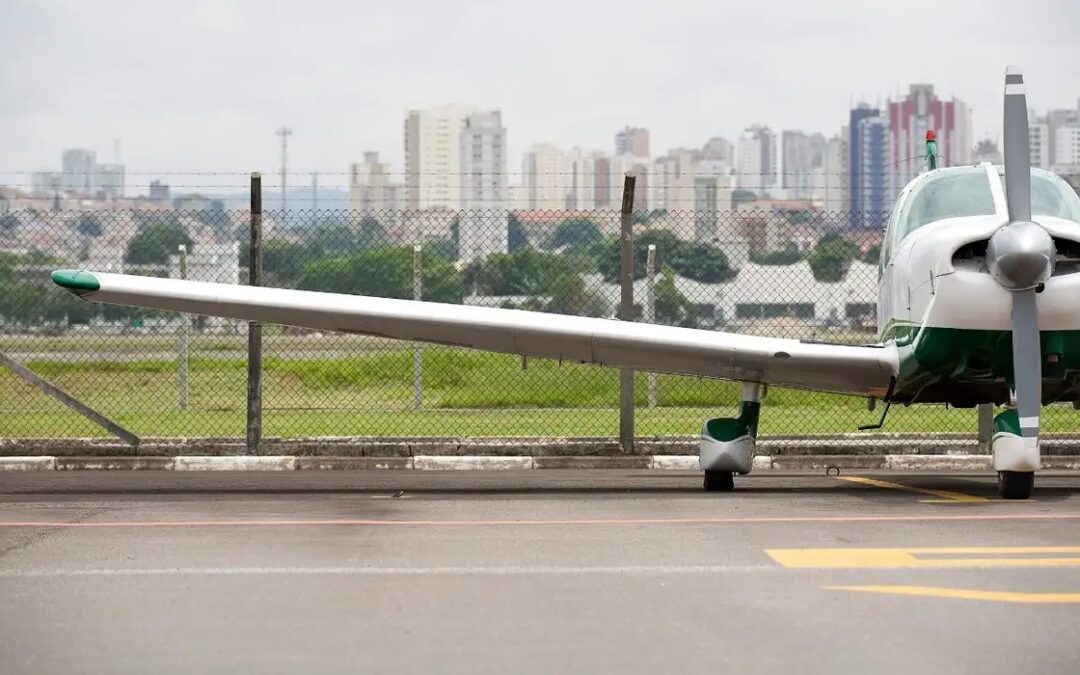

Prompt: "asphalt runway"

[2,469,1080,674]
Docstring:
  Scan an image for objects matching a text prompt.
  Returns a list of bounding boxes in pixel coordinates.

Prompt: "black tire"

[998,471,1034,500]
[703,470,735,492]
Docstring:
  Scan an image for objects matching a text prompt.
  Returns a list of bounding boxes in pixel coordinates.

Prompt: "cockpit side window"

[1031,170,1080,222]
[897,168,996,241]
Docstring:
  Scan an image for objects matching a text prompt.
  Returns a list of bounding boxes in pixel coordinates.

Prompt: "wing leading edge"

[52,270,897,397]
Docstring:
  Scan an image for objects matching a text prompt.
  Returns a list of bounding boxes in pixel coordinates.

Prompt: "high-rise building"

[1055,126,1080,167]
[149,180,171,203]
[615,126,650,158]
[973,139,1003,165]
[349,152,401,212]
[736,125,777,195]
[1044,108,1080,166]
[522,143,566,210]
[403,104,477,210]
[30,172,61,197]
[61,149,96,194]
[820,128,849,214]
[1030,120,1051,169]
[887,84,971,187]
[96,163,124,199]
[459,111,508,260]
[564,149,606,210]
[702,136,734,164]
[781,131,826,199]
[849,104,888,222]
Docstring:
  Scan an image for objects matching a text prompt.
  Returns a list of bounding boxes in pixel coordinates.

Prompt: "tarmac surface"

[2,469,1080,674]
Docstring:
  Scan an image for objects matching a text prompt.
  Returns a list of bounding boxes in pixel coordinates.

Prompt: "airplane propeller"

[986,66,1056,460]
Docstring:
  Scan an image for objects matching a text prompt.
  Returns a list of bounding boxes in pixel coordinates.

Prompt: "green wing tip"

[51,270,100,293]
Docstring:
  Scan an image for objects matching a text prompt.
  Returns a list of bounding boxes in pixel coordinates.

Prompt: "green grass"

[3,346,1079,439]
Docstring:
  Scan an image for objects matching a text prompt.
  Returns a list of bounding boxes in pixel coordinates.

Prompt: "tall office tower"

[887,84,971,187]
[403,104,476,210]
[522,143,566,210]
[459,111,509,260]
[781,131,826,199]
[615,126,650,158]
[736,125,777,195]
[61,149,97,194]
[349,152,401,212]
[820,128,849,214]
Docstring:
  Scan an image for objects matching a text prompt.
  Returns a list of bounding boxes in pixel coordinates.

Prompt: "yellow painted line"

[837,475,988,503]
[830,585,1080,604]
[767,546,1080,569]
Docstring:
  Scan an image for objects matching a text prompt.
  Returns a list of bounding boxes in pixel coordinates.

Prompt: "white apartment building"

[1029,121,1050,169]
[736,126,777,195]
[1053,126,1080,167]
[564,148,607,210]
[61,149,97,194]
[459,110,509,260]
[522,143,566,210]
[818,129,849,213]
[403,104,476,210]
[349,152,402,213]
[781,131,825,199]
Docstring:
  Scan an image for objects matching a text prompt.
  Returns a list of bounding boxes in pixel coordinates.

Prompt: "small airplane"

[51,68,1080,499]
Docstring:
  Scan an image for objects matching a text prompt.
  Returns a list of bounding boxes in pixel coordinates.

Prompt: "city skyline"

[2,0,1079,181]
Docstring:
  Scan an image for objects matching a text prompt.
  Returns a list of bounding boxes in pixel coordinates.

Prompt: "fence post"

[247,172,263,455]
[645,243,657,409]
[619,172,637,453]
[977,403,994,454]
[178,244,189,412]
[413,244,423,411]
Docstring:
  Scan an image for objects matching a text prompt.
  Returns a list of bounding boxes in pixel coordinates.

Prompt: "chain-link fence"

[1,203,1076,441]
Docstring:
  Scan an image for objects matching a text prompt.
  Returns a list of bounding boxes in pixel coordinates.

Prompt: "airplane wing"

[51,270,897,397]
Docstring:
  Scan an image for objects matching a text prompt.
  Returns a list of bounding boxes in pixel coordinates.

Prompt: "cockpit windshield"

[1029,169,1080,222]
[896,167,996,241]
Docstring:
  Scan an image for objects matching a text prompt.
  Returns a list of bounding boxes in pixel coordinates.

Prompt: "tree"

[76,213,103,238]
[545,272,608,317]
[548,218,602,251]
[356,216,386,251]
[732,189,757,206]
[596,229,735,284]
[295,246,464,304]
[125,218,192,265]
[653,266,698,327]
[0,213,18,235]
[862,243,882,265]
[751,243,803,265]
[807,233,860,282]
[472,248,574,296]
[508,214,530,252]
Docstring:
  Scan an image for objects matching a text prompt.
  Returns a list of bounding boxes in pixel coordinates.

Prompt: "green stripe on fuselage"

[881,321,1080,401]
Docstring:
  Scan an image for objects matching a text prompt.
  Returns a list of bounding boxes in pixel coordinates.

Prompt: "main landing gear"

[998,470,1034,500]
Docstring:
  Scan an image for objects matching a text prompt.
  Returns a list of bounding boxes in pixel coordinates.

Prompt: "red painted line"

[1,513,1079,529]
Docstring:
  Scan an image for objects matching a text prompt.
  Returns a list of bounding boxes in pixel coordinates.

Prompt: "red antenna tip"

[925,129,937,141]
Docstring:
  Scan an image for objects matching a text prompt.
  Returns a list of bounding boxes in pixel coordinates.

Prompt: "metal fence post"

[978,403,994,454]
[178,244,189,412]
[619,173,637,453]
[413,244,423,411]
[247,172,263,454]
[645,243,657,409]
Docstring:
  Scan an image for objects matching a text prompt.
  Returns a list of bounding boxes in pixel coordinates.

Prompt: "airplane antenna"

[925,130,938,171]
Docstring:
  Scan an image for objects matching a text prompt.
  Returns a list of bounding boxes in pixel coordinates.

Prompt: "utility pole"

[275,126,292,219]
[619,172,637,453]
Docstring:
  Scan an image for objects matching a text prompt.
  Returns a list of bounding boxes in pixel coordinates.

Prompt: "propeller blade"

[1003,66,1032,222]
[1010,288,1041,451]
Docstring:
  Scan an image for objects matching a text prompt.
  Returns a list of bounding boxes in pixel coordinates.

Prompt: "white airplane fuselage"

[876,164,1080,404]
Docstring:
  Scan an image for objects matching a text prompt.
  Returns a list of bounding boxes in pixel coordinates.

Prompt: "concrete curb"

[5,455,1080,471]
[0,456,57,471]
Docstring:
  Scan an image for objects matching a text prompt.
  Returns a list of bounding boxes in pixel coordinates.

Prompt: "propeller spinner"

[986,66,1054,498]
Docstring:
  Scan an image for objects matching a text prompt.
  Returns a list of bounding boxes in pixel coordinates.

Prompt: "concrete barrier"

[173,456,298,471]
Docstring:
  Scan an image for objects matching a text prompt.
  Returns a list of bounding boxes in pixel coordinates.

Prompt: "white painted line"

[0,456,56,471]
[413,456,534,471]
[650,455,698,470]
[173,456,297,471]
[0,564,779,578]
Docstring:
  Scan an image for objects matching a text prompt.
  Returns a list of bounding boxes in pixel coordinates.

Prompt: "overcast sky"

[2,0,1079,193]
